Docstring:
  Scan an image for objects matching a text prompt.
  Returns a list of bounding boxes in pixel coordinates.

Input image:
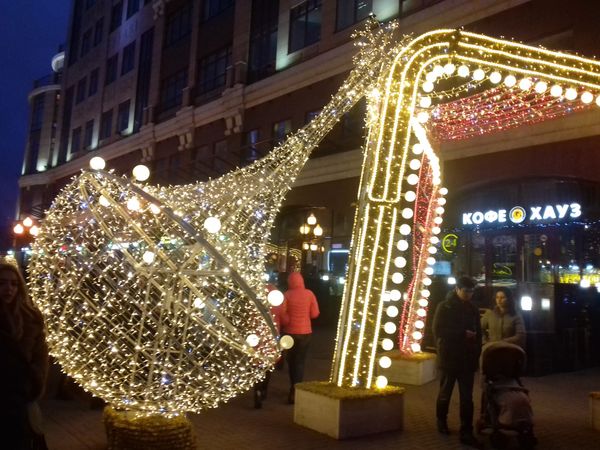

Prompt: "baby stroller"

[477,342,537,449]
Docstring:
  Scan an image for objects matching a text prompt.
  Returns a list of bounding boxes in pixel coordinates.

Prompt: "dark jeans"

[436,368,475,434]
[285,333,311,387]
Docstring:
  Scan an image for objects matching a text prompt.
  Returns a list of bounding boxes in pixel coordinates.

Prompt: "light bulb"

[534,81,548,93]
[386,305,399,317]
[404,191,416,202]
[89,156,106,170]
[280,335,294,350]
[419,97,432,108]
[379,356,392,369]
[472,68,485,81]
[267,290,284,306]
[245,334,259,347]
[375,376,388,389]
[457,65,469,77]
[204,216,221,234]
[132,165,150,181]
[381,338,394,351]
[142,251,155,264]
[23,217,33,227]
[394,256,407,268]
[504,75,516,87]
[489,71,502,84]
[401,208,413,219]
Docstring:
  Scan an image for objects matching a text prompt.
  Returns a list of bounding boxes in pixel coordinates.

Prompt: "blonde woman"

[0,263,49,449]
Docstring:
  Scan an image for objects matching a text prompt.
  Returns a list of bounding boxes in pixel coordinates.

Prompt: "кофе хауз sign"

[462,203,582,226]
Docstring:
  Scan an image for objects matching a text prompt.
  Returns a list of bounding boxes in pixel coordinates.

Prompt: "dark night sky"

[0,1,71,242]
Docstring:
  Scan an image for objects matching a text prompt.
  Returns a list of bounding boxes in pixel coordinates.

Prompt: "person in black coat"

[0,263,49,449]
[432,276,482,447]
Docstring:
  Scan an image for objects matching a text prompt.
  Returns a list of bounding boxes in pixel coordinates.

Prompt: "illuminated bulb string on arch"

[330,28,600,390]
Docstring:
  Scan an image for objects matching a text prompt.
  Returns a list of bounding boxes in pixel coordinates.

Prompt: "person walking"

[432,276,482,447]
[281,271,319,404]
[254,284,288,409]
[0,263,49,449]
[481,287,526,349]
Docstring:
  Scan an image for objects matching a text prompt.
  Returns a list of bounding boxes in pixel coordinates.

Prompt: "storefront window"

[523,233,552,283]
[491,235,517,287]
[557,229,579,284]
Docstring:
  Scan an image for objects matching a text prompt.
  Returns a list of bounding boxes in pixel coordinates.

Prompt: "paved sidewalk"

[41,327,599,449]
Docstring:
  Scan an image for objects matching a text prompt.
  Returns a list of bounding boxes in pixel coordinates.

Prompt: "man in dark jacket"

[432,276,482,447]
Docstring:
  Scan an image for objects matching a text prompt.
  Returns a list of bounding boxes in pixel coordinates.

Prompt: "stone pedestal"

[103,406,196,450]
[378,351,437,385]
[294,381,404,439]
[591,392,600,431]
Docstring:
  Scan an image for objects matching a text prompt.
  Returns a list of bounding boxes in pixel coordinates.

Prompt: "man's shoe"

[459,432,482,448]
[437,419,450,435]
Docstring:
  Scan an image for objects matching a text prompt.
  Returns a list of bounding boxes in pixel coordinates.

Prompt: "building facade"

[17,0,600,372]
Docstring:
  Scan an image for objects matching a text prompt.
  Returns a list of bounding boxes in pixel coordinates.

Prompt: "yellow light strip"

[366,207,397,387]
[352,206,386,386]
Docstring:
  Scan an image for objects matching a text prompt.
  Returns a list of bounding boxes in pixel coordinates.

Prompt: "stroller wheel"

[490,431,508,449]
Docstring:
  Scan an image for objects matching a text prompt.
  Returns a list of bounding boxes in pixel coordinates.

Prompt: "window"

[273,119,292,144]
[159,69,188,111]
[169,153,181,178]
[84,119,94,149]
[164,1,192,47]
[80,28,92,57]
[105,53,118,85]
[93,18,104,46]
[336,0,372,31]
[30,96,45,131]
[214,139,228,173]
[117,100,131,133]
[126,0,139,18]
[248,0,279,83]
[399,0,444,17]
[202,0,234,20]
[110,1,123,32]
[243,129,260,163]
[76,77,87,104]
[121,41,136,75]
[289,0,322,53]
[71,127,82,154]
[100,109,113,139]
[197,46,231,94]
[89,68,99,96]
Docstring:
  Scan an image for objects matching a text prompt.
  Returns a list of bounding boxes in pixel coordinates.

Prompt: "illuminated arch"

[331,29,600,388]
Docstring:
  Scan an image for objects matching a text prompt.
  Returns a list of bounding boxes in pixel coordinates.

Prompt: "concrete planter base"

[378,351,437,385]
[293,382,404,439]
[591,392,600,431]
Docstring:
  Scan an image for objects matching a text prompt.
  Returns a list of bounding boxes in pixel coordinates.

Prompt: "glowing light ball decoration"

[28,19,402,415]
[331,28,600,389]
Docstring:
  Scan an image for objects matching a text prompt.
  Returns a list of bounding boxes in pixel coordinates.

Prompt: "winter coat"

[481,307,526,349]
[0,310,48,413]
[432,290,482,372]
[281,272,319,335]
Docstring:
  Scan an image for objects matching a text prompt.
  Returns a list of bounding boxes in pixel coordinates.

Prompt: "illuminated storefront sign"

[442,233,458,254]
[462,203,582,226]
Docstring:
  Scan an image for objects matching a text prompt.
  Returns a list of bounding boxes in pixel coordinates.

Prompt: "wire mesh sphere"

[29,170,280,415]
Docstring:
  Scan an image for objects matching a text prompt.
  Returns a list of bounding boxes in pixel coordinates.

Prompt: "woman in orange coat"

[281,272,319,404]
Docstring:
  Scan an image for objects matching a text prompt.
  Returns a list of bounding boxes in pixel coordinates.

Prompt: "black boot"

[437,419,450,435]
[254,389,263,409]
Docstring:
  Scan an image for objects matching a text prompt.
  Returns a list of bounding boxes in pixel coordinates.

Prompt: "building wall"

[17,0,600,240]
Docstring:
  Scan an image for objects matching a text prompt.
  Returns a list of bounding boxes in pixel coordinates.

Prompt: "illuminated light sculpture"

[28,19,402,416]
[330,29,600,389]
[29,23,600,422]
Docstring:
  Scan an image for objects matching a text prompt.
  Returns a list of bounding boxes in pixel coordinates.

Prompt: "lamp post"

[299,211,326,275]
[12,216,40,269]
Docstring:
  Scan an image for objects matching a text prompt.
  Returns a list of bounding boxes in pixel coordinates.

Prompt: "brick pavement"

[41,327,599,449]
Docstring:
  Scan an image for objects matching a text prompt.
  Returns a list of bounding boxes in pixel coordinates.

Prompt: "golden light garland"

[28,19,402,415]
